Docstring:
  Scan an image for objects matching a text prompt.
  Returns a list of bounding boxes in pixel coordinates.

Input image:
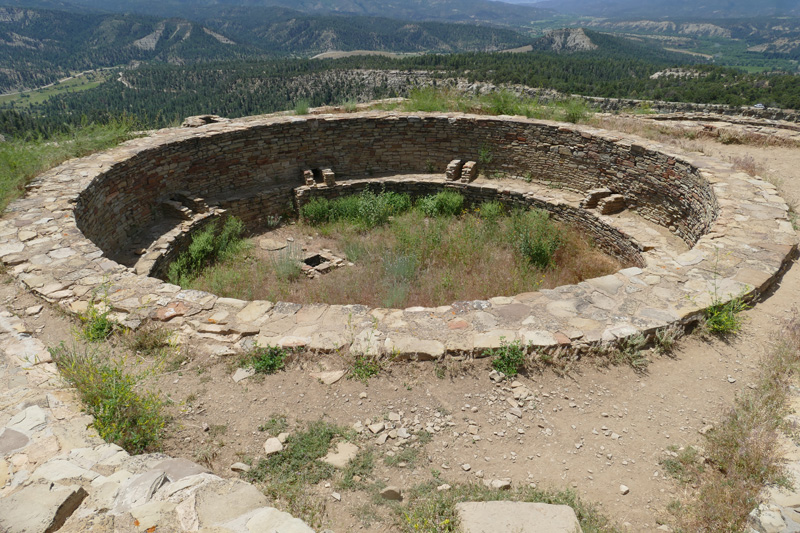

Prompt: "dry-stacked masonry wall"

[74,115,718,262]
[0,112,796,362]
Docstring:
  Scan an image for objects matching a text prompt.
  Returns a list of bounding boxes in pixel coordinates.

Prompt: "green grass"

[350,354,383,383]
[0,70,112,108]
[245,420,351,527]
[49,342,165,454]
[486,339,526,377]
[167,216,247,286]
[258,414,289,435]
[0,117,136,212]
[703,296,749,336]
[240,344,289,375]
[189,192,620,308]
[340,449,375,490]
[398,87,593,123]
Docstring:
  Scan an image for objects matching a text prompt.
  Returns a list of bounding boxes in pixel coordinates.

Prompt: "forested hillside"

[0,5,533,93]
[18,0,556,27]
[3,36,797,140]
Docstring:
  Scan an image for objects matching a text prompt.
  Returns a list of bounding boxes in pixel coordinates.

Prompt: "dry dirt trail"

[1,116,799,533]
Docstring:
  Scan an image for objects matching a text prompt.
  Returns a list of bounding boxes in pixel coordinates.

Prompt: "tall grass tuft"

[510,208,562,270]
[168,217,247,286]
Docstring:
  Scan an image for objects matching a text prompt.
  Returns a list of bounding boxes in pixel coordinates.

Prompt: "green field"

[0,70,114,108]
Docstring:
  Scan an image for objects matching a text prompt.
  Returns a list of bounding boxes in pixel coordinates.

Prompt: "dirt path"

[3,118,799,532]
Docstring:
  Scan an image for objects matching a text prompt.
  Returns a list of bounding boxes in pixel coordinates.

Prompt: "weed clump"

[49,342,165,453]
[510,209,562,270]
[79,299,115,342]
[245,420,350,527]
[487,339,526,377]
[417,190,464,217]
[300,189,412,229]
[703,296,749,336]
[168,217,246,286]
[241,344,289,375]
[350,353,383,382]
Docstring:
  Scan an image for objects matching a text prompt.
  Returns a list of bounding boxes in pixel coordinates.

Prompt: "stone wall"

[74,115,718,262]
[0,110,795,362]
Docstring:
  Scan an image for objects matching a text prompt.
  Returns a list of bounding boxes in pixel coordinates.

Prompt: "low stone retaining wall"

[0,112,795,362]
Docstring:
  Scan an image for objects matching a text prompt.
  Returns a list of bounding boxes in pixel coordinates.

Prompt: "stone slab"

[455,501,582,533]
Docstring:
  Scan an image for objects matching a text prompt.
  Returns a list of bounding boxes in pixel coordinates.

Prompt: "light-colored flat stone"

[322,442,360,469]
[310,370,347,385]
[456,501,582,533]
[0,483,87,533]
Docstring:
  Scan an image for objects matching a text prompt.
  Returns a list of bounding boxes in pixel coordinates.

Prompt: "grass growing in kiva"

[184,190,623,308]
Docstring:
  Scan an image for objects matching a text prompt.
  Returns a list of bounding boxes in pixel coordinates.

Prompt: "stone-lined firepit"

[0,112,795,360]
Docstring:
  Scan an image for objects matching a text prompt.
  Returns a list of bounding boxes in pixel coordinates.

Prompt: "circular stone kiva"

[1,112,795,360]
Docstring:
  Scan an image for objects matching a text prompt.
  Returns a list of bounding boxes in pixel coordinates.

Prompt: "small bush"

[487,339,526,377]
[477,144,493,165]
[245,420,350,526]
[271,245,302,282]
[294,99,310,115]
[301,190,412,229]
[558,99,590,124]
[49,343,165,453]
[168,217,246,286]
[478,200,504,223]
[243,344,289,374]
[417,191,464,218]
[510,209,562,270]
[704,296,749,336]
[350,354,382,382]
[80,300,114,342]
[299,197,333,225]
[611,334,649,373]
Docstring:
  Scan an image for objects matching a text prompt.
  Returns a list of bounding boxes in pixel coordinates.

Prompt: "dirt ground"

[6,118,800,532]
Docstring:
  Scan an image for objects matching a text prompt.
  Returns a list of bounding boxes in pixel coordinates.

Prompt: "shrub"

[478,200,504,223]
[558,99,590,124]
[245,420,350,527]
[487,339,526,377]
[49,343,165,453]
[300,198,333,225]
[124,321,173,355]
[294,99,310,115]
[168,217,246,286]
[301,190,412,229]
[271,245,302,282]
[704,296,749,336]
[243,344,289,374]
[417,191,464,218]
[350,354,382,382]
[80,299,114,342]
[510,209,562,270]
